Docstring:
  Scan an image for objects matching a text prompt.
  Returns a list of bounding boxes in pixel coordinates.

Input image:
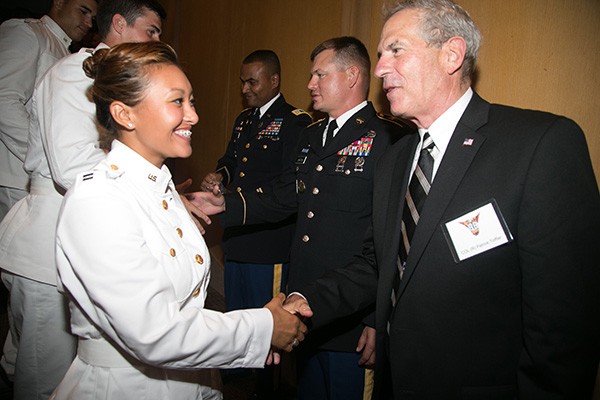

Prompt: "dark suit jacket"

[220,102,412,351]
[301,92,600,399]
[216,94,311,263]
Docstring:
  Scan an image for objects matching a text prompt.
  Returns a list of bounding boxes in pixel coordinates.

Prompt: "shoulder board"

[291,109,311,117]
[24,19,44,25]
[376,112,407,127]
[241,107,252,113]
[307,118,325,128]
[78,169,111,184]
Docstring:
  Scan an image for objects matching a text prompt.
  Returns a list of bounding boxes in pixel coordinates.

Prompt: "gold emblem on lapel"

[356,118,365,125]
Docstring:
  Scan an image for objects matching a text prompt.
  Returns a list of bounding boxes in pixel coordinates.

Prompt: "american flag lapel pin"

[462,138,474,146]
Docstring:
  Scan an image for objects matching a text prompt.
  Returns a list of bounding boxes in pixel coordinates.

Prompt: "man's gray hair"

[384,0,481,82]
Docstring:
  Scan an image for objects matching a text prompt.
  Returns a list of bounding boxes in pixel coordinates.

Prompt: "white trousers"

[1,271,76,400]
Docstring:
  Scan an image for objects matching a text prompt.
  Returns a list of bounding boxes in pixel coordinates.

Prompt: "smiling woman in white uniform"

[51,41,307,400]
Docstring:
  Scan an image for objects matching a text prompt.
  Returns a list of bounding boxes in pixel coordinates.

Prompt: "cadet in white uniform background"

[0,0,96,220]
[0,1,97,396]
[51,41,307,400]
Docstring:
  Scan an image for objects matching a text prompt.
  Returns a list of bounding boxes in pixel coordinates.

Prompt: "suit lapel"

[397,93,490,295]
[307,119,327,156]
[251,95,286,137]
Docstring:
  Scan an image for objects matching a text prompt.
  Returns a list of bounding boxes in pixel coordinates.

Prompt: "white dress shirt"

[321,101,368,146]
[0,15,71,191]
[408,88,473,183]
[53,141,272,399]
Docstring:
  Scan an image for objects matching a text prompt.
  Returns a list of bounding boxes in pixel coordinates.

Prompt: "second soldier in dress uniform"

[204,37,415,400]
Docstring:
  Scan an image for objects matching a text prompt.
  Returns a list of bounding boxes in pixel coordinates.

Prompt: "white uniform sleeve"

[0,20,39,161]
[56,178,273,369]
[37,52,105,190]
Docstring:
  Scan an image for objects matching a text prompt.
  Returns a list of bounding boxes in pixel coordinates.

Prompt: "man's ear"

[112,14,127,35]
[110,101,134,131]
[346,65,360,88]
[53,0,65,11]
[271,73,280,90]
[442,36,467,76]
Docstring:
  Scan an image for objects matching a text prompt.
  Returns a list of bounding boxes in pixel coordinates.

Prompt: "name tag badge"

[442,199,513,263]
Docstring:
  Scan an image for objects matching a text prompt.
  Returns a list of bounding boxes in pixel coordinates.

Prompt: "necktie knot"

[419,132,435,182]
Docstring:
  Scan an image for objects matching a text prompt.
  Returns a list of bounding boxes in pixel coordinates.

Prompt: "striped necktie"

[392,132,436,304]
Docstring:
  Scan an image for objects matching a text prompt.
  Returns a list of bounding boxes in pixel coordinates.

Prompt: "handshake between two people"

[263,293,313,365]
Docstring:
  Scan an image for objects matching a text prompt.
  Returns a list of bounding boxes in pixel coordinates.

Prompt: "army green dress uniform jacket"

[219,102,413,351]
[216,94,311,264]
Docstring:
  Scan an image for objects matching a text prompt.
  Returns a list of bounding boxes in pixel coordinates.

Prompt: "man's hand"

[357,326,376,369]
[175,179,212,234]
[282,293,313,320]
[185,189,226,216]
[264,293,308,353]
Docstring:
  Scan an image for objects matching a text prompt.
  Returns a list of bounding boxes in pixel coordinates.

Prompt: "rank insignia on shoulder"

[292,109,311,117]
[338,137,374,156]
[376,112,406,127]
[307,118,325,128]
[82,172,94,181]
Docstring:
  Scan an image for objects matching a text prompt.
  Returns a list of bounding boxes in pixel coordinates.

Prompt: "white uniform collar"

[257,92,281,119]
[106,140,173,195]
[330,100,368,130]
[41,15,71,48]
[418,87,473,158]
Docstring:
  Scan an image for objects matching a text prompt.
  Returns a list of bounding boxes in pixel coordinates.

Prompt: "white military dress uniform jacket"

[0,43,107,284]
[0,15,71,202]
[52,141,273,399]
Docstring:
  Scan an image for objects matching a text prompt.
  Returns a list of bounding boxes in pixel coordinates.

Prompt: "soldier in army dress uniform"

[191,37,414,400]
[201,50,311,398]
[202,50,311,313]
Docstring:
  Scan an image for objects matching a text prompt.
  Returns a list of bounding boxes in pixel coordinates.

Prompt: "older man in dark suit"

[285,0,600,399]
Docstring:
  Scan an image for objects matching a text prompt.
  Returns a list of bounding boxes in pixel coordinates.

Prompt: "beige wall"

[158,0,600,192]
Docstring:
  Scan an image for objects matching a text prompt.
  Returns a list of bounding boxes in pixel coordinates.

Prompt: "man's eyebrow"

[80,5,93,13]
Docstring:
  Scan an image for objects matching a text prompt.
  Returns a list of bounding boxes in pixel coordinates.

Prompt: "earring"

[127,123,133,128]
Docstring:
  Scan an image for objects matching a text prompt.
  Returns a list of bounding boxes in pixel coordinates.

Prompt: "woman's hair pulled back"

[83,41,179,150]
